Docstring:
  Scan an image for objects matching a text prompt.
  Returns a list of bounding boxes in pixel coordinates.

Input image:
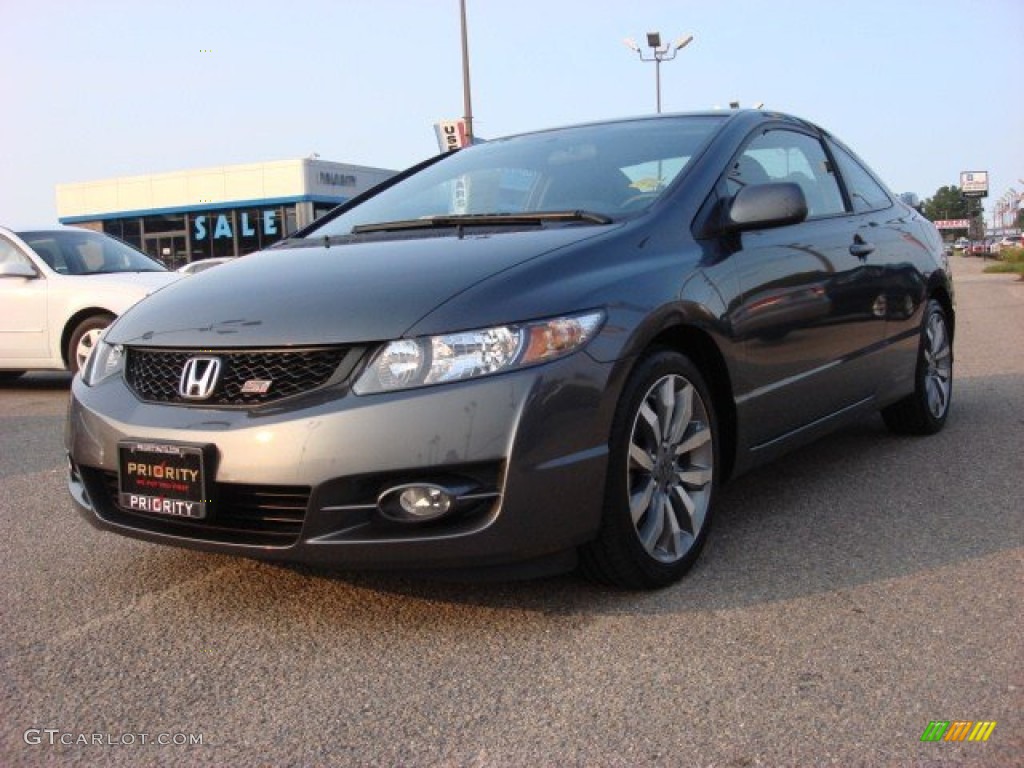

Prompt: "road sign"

[960,171,989,197]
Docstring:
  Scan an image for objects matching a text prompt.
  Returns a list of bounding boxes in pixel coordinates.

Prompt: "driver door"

[0,235,50,361]
[725,128,888,448]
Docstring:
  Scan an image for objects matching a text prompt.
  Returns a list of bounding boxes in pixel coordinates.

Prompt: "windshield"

[311,115,725,236]
[18,230,168,275]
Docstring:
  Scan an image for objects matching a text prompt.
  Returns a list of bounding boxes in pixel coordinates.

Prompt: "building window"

[191,210,237,259]
[189,206,287,260]
[313,203,338,221]
[102,219,142,248]
[143,214,186,234]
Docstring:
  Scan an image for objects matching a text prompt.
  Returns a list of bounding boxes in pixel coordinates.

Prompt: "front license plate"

[118,441,210,519]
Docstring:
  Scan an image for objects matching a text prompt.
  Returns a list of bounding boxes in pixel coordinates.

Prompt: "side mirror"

[721,182,808,234]
[0,262,37,278]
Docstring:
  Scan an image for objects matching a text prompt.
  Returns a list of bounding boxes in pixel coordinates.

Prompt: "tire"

[881,299,952,435]
[67,314,114,375]
[0,371,26,382]
[581,350,719,589]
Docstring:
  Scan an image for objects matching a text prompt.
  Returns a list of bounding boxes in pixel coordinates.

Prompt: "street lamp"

[624,32,694,113]
[459,0,474,143]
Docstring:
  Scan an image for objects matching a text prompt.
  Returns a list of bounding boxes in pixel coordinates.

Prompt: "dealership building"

[56,158,395,267]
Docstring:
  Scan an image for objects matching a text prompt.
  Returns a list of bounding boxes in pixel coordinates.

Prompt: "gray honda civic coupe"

[66,110,954,589]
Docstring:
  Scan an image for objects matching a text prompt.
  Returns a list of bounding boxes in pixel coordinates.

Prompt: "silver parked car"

[66,111,953,588]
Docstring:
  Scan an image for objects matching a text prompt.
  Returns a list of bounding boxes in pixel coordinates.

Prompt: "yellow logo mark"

[967,721,997,742]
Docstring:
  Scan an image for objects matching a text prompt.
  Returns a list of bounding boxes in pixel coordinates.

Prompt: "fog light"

[400,487,452,517]
[378,484,457,522]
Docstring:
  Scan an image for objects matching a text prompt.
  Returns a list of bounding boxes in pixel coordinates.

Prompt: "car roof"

[490,109,822,144]
[15,227,104,236]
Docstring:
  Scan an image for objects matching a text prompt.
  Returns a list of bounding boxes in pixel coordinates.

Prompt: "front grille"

[86,468,309,546]
[126,347,347,406]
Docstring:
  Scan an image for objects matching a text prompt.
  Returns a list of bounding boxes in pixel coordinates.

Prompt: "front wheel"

[581,350,719,589]
[881,299,952,435]
[67,314,114,375]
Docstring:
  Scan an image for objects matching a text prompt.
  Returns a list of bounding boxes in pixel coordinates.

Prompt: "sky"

[2,0,1021,229]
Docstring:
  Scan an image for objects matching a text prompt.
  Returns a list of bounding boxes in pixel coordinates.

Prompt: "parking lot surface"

[1,254,1020,767]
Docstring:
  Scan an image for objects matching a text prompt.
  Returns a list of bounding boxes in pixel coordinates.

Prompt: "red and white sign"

[934,219,970,230]
[434,120,469,153]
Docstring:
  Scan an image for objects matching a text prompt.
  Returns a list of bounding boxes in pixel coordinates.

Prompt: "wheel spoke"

[629,476,656,525]
[662,494,684,558]
[672,484,704,535]
[677,466,712,488]
[675,425,710,456]
[637,402,660,444]
[671,483,696,526]
[926,383,939,416]
[638,492,666,551]
[667,383,693,444]
[927,318,949,359]
[927,377,948,417]
[656,379,676,441]
[629,442,655,472]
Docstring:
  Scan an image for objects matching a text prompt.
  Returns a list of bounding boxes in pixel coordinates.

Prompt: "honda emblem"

[179,357,222,400]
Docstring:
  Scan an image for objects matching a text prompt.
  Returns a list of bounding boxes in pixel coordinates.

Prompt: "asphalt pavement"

[1,254,1020,767]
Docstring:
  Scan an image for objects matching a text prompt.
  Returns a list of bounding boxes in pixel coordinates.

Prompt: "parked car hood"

[54,271,180,291]
[105,226,619,347]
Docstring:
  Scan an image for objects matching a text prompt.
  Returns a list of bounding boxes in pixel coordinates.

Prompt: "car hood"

[54,271,182,314]
[106,226,619,347]
[57,271,181,292]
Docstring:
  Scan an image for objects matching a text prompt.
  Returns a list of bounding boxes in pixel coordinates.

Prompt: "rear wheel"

[881,299,952,435]
[581,350,719,589]
[67,314,114,375]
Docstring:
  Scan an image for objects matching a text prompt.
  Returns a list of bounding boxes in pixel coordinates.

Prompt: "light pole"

[624,32,694,113]
[459,0,474,143]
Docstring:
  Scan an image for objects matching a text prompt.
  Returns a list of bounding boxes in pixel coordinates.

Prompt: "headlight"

[353,311,604,395]
[81,339,124,386]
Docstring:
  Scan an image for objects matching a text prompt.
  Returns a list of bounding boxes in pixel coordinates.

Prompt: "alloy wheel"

[627,374,714,563]
[923,310,952,419]
[75,328,104,372]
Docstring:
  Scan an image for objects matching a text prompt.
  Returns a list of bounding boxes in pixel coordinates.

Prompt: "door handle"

[849,236,875,259]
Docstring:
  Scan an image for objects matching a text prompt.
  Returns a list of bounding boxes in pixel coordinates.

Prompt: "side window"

[827,138,892,213]
[726,129,846,218]
[0,237,31,269]
[21,236,71,272]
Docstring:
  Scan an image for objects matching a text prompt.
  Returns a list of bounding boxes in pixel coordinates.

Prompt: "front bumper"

[66,352,620,572]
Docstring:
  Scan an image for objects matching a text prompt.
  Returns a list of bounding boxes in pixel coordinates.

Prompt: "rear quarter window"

[827,138,892,213]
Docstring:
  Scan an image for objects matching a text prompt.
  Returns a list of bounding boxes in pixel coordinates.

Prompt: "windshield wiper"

[350,210,611,234]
